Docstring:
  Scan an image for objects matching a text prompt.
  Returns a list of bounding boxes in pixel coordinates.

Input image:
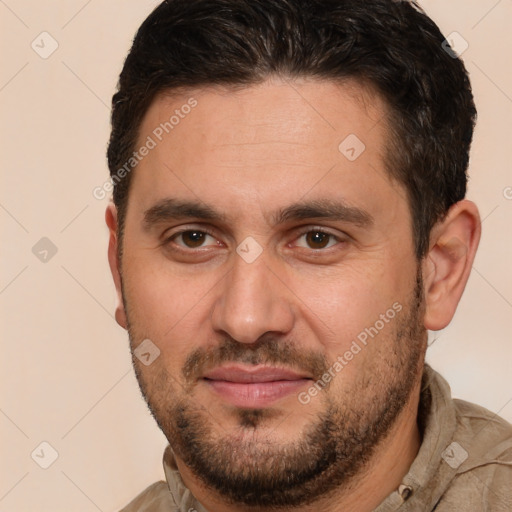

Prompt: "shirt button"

[398,484,413,501]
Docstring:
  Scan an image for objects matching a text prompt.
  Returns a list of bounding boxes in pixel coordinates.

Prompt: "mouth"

[201,365,312,408]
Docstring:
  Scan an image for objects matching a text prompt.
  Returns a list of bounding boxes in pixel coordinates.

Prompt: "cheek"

[122,253,217,352]
[292,261,409,348]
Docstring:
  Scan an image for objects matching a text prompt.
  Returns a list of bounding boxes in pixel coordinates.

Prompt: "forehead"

[139,77,388,153]
[129,77,404,226]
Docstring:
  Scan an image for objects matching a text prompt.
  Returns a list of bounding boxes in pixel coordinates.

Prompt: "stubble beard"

[125,272,426,509]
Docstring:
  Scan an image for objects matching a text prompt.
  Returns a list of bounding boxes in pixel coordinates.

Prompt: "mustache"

[182,336,329,383]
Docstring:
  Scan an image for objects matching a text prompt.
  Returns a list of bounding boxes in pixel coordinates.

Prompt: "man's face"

[117,78,427,506]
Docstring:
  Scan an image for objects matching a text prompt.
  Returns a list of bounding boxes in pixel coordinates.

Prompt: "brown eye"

[178,231,209,248]
[304,231,333,249]
[291,228,345,252]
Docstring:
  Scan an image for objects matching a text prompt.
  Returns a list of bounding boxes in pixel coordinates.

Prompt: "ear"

[105,202,128,329]
[422,200,481,331]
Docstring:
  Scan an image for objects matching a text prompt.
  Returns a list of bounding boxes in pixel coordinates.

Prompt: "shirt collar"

[375,364,458,511]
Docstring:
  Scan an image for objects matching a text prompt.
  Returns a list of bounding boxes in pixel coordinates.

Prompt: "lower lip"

[204,379,310,408]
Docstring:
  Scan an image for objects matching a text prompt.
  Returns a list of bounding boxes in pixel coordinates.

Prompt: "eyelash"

[163,227,217,247]
[163,226,345,252]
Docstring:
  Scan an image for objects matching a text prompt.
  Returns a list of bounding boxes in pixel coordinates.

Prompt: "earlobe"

[423,200,481,331]
[105,202,128,329]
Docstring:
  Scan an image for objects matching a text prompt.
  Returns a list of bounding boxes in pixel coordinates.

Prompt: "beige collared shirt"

[120,366,512,511]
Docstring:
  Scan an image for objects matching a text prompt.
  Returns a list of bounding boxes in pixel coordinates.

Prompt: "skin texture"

[106,77,481,512]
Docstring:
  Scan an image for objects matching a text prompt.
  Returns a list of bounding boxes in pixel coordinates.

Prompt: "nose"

[210,251,295,344]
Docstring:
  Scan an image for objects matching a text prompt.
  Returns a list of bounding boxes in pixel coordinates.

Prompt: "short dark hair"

[107,0,476,258]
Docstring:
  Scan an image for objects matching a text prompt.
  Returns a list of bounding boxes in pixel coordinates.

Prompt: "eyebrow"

[143,199,226,230]
[142,198,373,231]
[270,199,373,228]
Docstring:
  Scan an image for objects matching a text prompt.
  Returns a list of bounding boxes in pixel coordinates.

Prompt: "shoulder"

[119,481,178,512]
[453,398,512,459]
[437,399,512,511]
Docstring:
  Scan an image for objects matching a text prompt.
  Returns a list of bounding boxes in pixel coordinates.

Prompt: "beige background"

[1,1,511,510]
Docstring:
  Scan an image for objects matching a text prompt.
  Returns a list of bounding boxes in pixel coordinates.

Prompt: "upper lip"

[202,365,311,383]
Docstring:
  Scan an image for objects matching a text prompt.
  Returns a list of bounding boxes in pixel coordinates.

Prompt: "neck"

[175,382,422,512]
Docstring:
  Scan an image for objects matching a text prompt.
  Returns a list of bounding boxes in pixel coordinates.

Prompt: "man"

[105,0,512,510]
